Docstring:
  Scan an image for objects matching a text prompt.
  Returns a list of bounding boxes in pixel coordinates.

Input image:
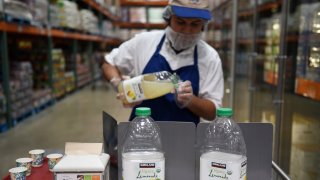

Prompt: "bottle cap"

[135,107,151,116]
[217,108,233,117]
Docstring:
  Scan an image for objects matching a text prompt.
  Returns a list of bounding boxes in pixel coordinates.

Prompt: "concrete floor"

[0,84,131,177]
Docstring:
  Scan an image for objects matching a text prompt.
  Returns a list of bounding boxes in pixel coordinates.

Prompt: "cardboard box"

[53,142,110,180]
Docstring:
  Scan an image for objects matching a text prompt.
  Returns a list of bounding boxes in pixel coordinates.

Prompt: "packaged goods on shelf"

[120,8,129,22]
[4,0,33,21]
[118,29,130,40]
[238,22,253,39]
[49,4,60,27]
[257,19,269,38]
[64,72,75,93]
[101,20,115,37]
[64,1,81,29]
[32,0,48,24]
[52,49,66,98]
[50,0,81,30]
[90,52,103,80]
[80,9,99,34]
[9,62,34,119]
[148,8,165,23]
[298,3,320,34]
[129,7,146,23]
[32,89,52,108]
[75,53,92,87]
[295,3,320,83]
[77,64,91,87]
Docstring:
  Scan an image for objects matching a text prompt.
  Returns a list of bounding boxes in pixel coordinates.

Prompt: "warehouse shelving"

[83,0,120,21]
[0,21,121,43]
[238,1,281,18]
[0,0,122,133]
[116,0,167,30]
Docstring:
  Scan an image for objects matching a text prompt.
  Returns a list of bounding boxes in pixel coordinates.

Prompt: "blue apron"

[129,34,200,124]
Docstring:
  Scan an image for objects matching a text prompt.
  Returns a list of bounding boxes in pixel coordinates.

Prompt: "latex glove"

[110,77,121,91]
[110,75,131,91]
[175,80,193,108]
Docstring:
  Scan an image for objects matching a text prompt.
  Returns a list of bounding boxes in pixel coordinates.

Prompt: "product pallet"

[12,108,35,125]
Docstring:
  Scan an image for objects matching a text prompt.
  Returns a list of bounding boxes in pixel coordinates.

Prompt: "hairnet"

[162,6,173,22]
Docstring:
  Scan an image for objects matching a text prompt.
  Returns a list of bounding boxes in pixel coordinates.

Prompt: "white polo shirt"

[105,30,224,114]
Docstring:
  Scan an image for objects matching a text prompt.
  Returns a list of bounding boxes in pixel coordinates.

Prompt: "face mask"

[165,27,201,51]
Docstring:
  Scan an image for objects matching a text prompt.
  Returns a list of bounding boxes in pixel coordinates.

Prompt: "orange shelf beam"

[0,21,121,44]
[0,21,47,36]
[83,0,119,21]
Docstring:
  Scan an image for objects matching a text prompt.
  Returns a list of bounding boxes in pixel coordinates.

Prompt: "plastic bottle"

[118,71,179,104]
[200,108,247,180]
[122,107,165,180]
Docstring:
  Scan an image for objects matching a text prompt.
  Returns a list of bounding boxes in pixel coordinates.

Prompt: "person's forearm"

[186,96,216,120]
[101,61,121,81]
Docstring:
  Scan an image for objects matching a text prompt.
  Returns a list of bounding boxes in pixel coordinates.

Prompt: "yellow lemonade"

[118,73,175,104]
[142,80,174,99]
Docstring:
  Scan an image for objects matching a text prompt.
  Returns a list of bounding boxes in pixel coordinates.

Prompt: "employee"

[102,0,224,124]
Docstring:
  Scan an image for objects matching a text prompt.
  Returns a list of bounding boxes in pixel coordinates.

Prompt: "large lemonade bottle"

[200,108,247,180]
[122,107,165,180]
[118,71,179,104]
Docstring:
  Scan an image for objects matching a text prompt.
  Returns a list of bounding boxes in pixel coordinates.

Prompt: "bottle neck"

[217,115,232,118]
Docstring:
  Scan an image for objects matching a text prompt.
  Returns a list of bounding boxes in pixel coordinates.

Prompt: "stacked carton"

[52,49,66,98]
[10,62,34,119]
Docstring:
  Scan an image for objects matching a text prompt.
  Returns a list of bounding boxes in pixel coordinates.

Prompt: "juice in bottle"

[118,71,178,104]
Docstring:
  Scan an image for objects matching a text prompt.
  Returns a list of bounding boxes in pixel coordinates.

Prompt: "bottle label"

[200,157,247,180]
[122,160,165,180]
[123,76,145,103]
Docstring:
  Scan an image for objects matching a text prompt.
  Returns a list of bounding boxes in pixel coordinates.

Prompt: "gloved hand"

[110,77,121,91]
[174,80,193,108]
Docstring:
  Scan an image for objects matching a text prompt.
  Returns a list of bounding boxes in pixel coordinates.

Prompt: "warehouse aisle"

[0,83,131,177]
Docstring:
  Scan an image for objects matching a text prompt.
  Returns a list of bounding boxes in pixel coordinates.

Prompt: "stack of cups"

[16,158,33,176]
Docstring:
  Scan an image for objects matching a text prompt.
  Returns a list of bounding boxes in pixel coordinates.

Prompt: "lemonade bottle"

[200,108,247,180]
[122,107,165,180]
[118,71,179,104]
